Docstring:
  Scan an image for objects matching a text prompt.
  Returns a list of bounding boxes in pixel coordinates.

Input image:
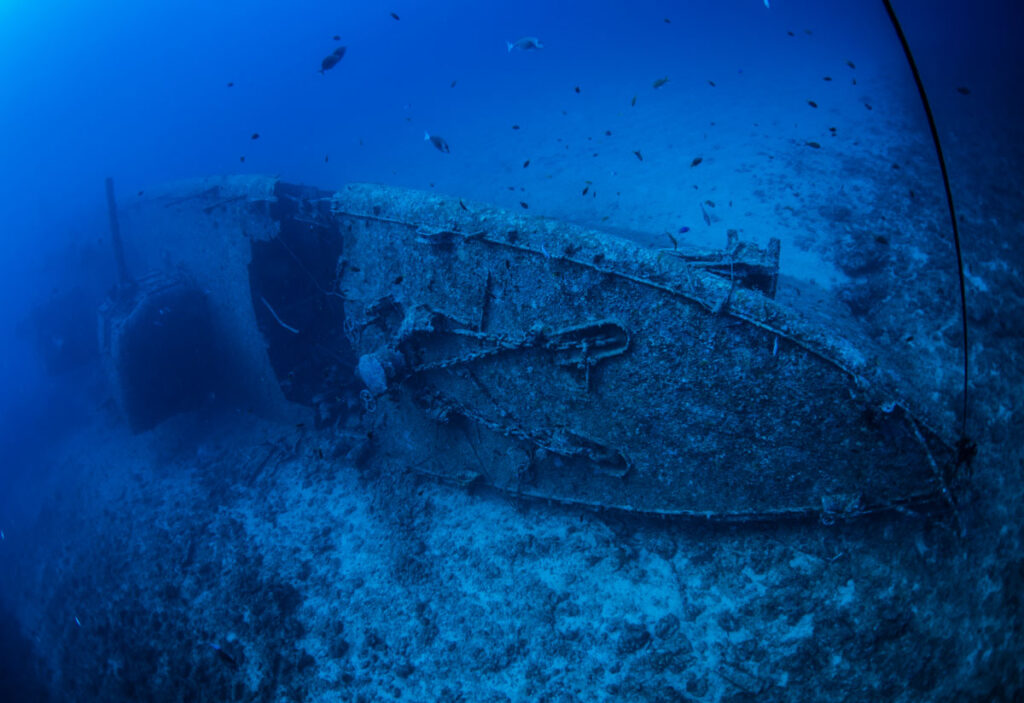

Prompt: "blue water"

[1,0,1022,700]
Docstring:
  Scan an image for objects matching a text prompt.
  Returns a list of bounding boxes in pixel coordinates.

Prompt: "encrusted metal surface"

[328,182,958,521]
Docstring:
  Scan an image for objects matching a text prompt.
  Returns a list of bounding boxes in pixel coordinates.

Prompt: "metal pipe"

[104,177,132,287]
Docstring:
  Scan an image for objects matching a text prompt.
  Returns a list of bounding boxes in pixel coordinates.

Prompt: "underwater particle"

[424,132,450,153]
[459,199,468,210]
[633,150,643,161]
[956,86,970,95]
[582,185,589,195]
[240,156,245,162]
[807,100,818,108]
[251,132,260,139]
[320,46,347,74]
[804,29,813,35]
[523,159,530,168]
[823,76,832,81]
[507,36,543,52]
[631,95,637,106]
[708,79,716,87]
[390,12,400,20]
[512,124,520,130]
[137,190,144,196]
[575,85,581,93]
[705,199,715,207]
[226,81,234,87]
[678,225,690,233]
[806,141,821,149]
[846,60,856,69]
[690,156,702,167]
[700,203,711,225]
[652,76,670,89]
[520,201,529,208]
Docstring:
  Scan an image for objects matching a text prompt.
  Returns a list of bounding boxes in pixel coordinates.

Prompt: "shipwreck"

[98,175,964,523]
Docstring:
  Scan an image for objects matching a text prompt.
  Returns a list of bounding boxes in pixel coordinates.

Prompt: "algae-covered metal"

[115,176,961,522]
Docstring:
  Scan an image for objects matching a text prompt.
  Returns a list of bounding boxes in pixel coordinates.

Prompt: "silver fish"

[507,36,543,53]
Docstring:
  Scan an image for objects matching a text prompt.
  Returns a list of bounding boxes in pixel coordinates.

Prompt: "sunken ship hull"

[113,175,958,521]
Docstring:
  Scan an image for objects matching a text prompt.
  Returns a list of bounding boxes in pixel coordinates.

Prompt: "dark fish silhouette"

[390,12,400,20]
[631,95,637,106]
[523,160,530,168]
[320,46,347,74]
[956,86,970,95]
[633,150,643,161]
[251,133,260,140]
[807,100,818,108]
[424,132,450,153]
[690,156,702,167]
[652,76,669,89]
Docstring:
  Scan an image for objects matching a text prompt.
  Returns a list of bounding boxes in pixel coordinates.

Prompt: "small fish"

[450,80,457,88]
[226,81,234,87]
[512,124,520,130]
[652,76,670,89]
[823,76,832,81]
[678,226,690,234]
[633,150,643,161]
[956,86,970,95]
[324,154,329,163]
[787,30,795,36]
[390,12,400,20]
[74,616,81,627]
[240,156,245,162]
[574,85,581,93]
[707,80,716,87]
[251,132,260,140]
[700,203,711,226]
[507,36,543,52]
[846,60,856,69]
[459,199,468,210]
[604,130,611,136]
[705,200,715,207]
[582,186,589,195]
[690,157,703,168]
[523,159,530,168]
[320,46,347,74]
[631,95,637,107]
[424,132,450,153]
[333,35,341,41]
[520,201,529,209]
[864,103,873,110]
[664,18,671,24]
[807,100,818,108]
[806,141,821,149]
[666,232,678,249]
